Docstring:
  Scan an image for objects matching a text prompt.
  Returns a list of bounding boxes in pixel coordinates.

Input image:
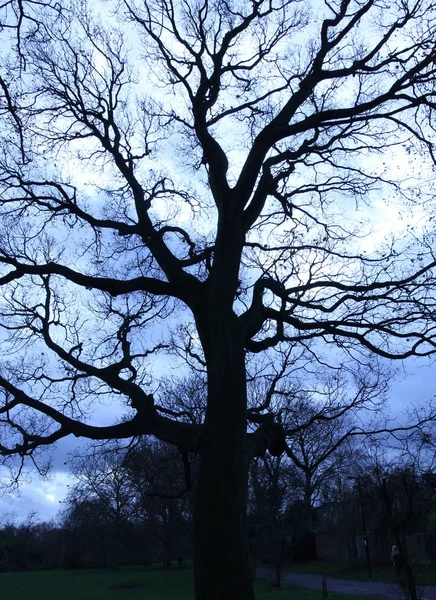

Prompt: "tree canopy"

[1,1,436,598]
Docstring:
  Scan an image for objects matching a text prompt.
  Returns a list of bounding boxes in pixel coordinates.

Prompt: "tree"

[123,439,194,566]
[0,511,61,571]
[1,1,436,598]
[249,453,297,586]
[247,371,377,581]
[60,495,122,568]
[63,439,193,567]
[67,447,138,567]
[355,450,426,600]
[285,398,366,511]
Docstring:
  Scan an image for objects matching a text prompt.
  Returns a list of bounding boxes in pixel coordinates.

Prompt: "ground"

[258,566,436,600]
[281,560,436,585]
[0,566,372,600]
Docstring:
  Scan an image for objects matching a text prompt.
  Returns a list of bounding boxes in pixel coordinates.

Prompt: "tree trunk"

[193,310,254,600]
[193,432,253,599]
[380,480,417,600]
[274,560,281,588]
[394,535,418,600]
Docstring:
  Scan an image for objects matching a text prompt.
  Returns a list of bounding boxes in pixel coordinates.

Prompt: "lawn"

[283,560,436,586]
[0,566,370,600]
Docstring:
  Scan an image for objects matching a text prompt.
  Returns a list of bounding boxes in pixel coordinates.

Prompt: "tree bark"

[193,309,254,600]
[193,432,253,599]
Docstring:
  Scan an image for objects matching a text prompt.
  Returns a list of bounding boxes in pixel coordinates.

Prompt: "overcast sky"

[0,437,73,524]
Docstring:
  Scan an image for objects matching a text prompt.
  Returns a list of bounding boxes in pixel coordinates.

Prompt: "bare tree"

[67,447,138,567]
[1,1,436,598]
[123,439,194,566]
[249,453,300,586]
[284,395,373,511]
[356,446,425,600]
[65,439,193,567]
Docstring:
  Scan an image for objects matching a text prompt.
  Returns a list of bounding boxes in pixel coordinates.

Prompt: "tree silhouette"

[1,1,436,597]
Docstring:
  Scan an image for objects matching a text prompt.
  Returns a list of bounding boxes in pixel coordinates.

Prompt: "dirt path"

[256,567,436,599]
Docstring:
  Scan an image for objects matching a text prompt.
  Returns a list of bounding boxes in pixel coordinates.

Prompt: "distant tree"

[345,435,436,599]
[375,466,420,600]
[0,511,61,571]
[64,439,194,567]
[158,374,207,427]
[0,514,20,572]
[1,2,436,597]
[66,447,138,567]
[247,373,380,580]
[418,472,436,561]
[249,453,302,586]
[123,439,194,566]
[61,495,119,568]
[285,399,364,510]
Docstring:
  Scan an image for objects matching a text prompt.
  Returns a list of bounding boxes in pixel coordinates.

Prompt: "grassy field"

[0,566,370,600]
[283,560,436,585]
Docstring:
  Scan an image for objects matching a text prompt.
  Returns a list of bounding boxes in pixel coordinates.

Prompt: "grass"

[282,560,436,586]
[0,566,372,600]
[0,567,193,600]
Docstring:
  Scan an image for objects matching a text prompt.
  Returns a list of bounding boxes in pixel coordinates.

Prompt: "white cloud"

[0,470,72,523]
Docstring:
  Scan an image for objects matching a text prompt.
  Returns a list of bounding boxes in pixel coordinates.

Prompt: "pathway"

[256,567,436,599]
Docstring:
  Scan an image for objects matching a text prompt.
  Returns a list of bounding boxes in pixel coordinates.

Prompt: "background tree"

[67,447,138,568]
[61,496,118,569]
[123,439,194,567]
[0,511,61,572]
[348,444,428,600]
[248,453,298,586]
[1,1,436,598]
[61,438,193,568]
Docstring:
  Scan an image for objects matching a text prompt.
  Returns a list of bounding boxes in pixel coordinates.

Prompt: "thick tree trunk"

[193,431,253,599]
[193,310,254,600]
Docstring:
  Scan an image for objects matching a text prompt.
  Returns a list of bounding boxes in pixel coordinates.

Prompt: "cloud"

[0,470,72,523]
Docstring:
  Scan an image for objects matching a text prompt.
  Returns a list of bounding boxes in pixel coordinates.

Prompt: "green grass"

[0,566,373,600]
[282,560,436,585]
[0,567,193,600]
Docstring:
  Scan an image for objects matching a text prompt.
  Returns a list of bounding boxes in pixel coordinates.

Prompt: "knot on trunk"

[253,420,287,457]
[266,422,287,456]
